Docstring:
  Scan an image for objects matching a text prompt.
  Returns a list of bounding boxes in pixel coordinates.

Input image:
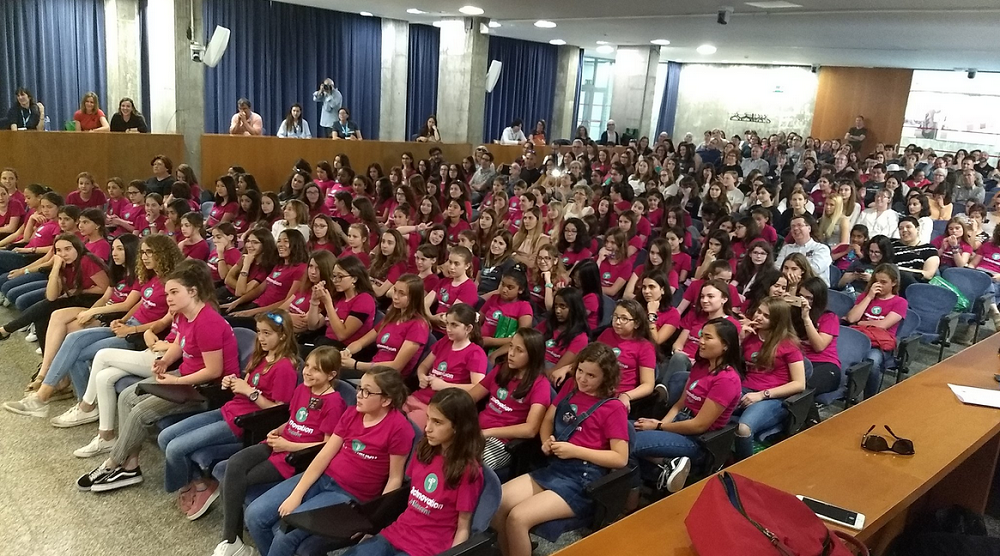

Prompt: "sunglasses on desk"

[861,425,914,455]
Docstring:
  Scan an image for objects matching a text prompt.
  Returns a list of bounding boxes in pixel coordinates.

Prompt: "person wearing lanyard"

[331,107,362,140]
[6,87,43,131]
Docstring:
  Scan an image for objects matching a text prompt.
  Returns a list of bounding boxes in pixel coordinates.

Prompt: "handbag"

[685,472,870,556]
[929,276,970,312]
[851,324,897,352]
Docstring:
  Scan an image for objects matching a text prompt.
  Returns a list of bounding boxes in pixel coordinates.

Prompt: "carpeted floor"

[0,302,986,556]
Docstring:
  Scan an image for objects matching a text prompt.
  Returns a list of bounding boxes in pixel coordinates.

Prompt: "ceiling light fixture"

[488,20,501,28]
[596,40,609,45]
[534,20,557,28]
[650,39,670,46]
[432,21,445,27]
[406,8,426,14]
[549,39,566,45]
[359,11,373,17]
[697,44,717,55]
[745,1,801,8]
[596,45,615,54]
[459,6,484,15]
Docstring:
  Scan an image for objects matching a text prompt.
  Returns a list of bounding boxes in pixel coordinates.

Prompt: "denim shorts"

[529,458,604,517]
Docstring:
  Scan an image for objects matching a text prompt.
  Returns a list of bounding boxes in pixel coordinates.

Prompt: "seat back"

[335,379,357,407]
[471,466,502,534]
[942,267,992,316]
[930,220,947,241]
[600,294,615,329]
[373,310,385,327]
[906,283,957,336]
[826,290,854,318]
[233,327,258,372]
[634,248,648,268]
[837,326,872,368]
[828,266,843,289]
[896,309,920,340]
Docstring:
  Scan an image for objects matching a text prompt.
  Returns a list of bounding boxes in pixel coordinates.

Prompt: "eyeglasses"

[265,312,284,325]
[357,387,385,399]
[139,249,154,257]
[612,315,634,323]
[331,273,351,281]
[861,425,914,455]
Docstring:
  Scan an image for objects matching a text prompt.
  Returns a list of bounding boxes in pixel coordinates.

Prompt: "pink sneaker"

[178,485,196,513]
[186,482,220,521]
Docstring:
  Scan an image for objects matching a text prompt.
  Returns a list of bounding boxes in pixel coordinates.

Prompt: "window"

[577,57,614,139]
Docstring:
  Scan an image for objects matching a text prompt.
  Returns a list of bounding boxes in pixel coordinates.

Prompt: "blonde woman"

[816,193,850,248]
[529,243,569,313]
[73,92,110,132]
[511,206,549,267]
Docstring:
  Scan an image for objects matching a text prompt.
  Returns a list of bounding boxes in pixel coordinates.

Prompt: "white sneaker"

[51,404,99,428]
[2,394,49,417]
[211,538,258,556]
[73,435,115,458]
[657,456,691,493]
[24,324,36,342]
[0,293,9,307]
[34,347,41,355]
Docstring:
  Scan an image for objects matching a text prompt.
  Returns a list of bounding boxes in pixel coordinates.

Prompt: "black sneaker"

[656,456,691,493]
[90,466,143,492]
[77,465,114,491]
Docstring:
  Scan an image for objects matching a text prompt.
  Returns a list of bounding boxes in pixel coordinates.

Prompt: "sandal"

[25,364,43,393]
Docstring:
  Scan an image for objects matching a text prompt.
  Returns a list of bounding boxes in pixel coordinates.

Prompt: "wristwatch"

[249,389,261,402]
[763,390,771,400]
[656,422,663,431]
[647,312,658,323]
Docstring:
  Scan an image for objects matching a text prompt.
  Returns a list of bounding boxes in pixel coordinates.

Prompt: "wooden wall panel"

[0,131,186,194]
[810,66,913,155]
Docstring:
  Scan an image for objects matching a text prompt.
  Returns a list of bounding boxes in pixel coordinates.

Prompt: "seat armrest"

[234,405,290,446]
[437,531,498,556]
[782,388,816,436]
[195,382,234,408]
[585,465,639,530]
[503,437,544,477]
[695,424,737,475]
[844,361,872,407]
[285,444,324,472]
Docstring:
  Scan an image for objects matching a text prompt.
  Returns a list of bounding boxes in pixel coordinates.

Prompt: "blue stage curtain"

[138,0,151,123]
[0,0,107,130]
[571,50,584,139]
[484,36,558,144]
[203,0,382,139]
[406,24,439,141]
[656,61,682,137]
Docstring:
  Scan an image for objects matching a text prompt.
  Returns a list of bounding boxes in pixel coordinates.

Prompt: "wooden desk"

[557,337,1000,556]
[0,131,186,194]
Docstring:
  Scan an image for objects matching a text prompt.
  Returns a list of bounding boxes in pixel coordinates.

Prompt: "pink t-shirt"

[931,236,973,268]
[328,292,376,344]
[632,264,679,290]
[325,408,415,501]
[107,197,129,220]
[412,341,488,404]
[208,247,242,282]
[435,278,478,315]
[182,239,210,261]
[803,311,840,367]
[174,305,240,377]
[742,335,803,391]
[269,385,347,478]
[371,261,407,289]
[542,327,589,366]
[381,454,484,556]
[653,307,681,331]
[256,263,306,307]
[479,296,533,338]
[583,292,599,330]
[680,312,742,358]
[108,278,138,304]
[671,252,693,277]
[854,294,908,337]
[66,188,107,210]
[207,200,239,227]
[232,211,251,235]
[288,289,313,315]
[446,219,471,244]
[683,361,742,430]
[977,242,1000,274]
[422,273,440,297]
[25,219,59,248]
[136,214,167,237]
[599,257,633,290]
[554,381,629,450]
[225,261,270,295]
[220,357,298,435]
[134,276,168,324]
[0,199,25,229]
[478,369,551,435]
[60,256,104,292]
[597,329,656,394]
[372,318,430,376]
[86,238,110,261]
[120,203,144,233]
[344,248,371,267]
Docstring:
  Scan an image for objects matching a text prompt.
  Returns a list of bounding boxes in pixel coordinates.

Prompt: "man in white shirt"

[499,118,527,145]
[775,213,832,285]
[740,145,770,176]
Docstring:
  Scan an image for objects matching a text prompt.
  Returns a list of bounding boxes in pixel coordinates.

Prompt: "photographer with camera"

[312,78,342,139]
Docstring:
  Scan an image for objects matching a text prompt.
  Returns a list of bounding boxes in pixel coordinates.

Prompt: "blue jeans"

[245,473,357,556]
[157,408,240,492]
[0,251,30,274]
[865,348,886,399]
[632,414,704,480]
[731,387,787,460]
[0,270,46,296]
[13,285,46,311]
[342,535,406,556]
[52,324,137,398]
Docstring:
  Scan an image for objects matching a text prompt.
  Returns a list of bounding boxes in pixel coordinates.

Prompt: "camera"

[718,7,733,25]
[189,43,204,63]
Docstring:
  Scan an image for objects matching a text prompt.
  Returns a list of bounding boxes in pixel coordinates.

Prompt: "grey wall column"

[380,19,409,141]
[550,45,581,142]
[609,46,660,139]
[104,0,142,110]
[436,18,488,145]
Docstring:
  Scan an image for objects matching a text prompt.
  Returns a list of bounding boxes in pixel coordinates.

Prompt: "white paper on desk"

[948,384,1000,409]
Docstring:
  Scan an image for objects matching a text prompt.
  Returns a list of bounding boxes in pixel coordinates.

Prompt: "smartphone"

[796,495,865,530]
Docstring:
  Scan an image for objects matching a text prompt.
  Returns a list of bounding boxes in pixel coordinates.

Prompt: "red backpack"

[685,472,869,556]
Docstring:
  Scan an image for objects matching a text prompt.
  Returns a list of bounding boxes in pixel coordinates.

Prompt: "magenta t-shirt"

[412,341,488,404]
[67,189,107,210]
[479,296,533,337]
[854,294,908,336]
[381,454,484,556]
[554,380,629,450]
[931,236,973,268]
[977,242,1000,274]
[182,239,210,261]
[372,261,407,290]
[599,257,633,289]
[633,264,679,290]
[269,385,347,478]
[742,335,803,391]
[256,263,306,307]
[107,197,128,220]
[325,408,415,501]
[208,247,242,282]
[478,370,551,435]
[596,329,656,394]
[26,219,59,248]
[654,307,681,331]
[680,312,742,358]
[446,219,471,243]
[288,289,313,315]
[207,200,238,227]
[561,247,592,268]
[225,261,270,295]
[134,276,168,324]
[86,238,110,261]
[220,357,298,435]
[328,292,376,344]
[372,318,430,376]
[542,327,588,366]
[0,199,25,228]
[672,252,693,277]
[803,311,840,367]
[60,256,104,292]
[435,278,478,315]
[174,305,240,377]
[683,360,742,430]
[108,278,138,304]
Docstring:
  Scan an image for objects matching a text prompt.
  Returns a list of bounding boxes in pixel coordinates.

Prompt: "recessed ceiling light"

[650,39,670,46]
[745,1,801,8]
[596,40,609,45]
[432,21,445,27]
[596,45,615,54]
[406,8,426,14]
[549,39,566,45]
[488,20,501,28]
[459,6,484,15]
[359,11,373,16]
[697,44,717,55]
[534,20,557,28]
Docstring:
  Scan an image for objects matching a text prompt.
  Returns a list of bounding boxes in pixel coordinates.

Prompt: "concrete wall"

[550,45,581,142]
[104,0,142,110]
[609,46,660,138]
[436,18,488,145]
[379,19,409,141]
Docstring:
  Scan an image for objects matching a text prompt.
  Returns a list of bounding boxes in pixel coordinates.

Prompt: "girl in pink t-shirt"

[158,310,299,518]
[370,229,409,300]
[794,277,842,396]
[249,367,414,556]
[734,296,806,460]
[970,227,1000,331]
[211,347,347,556]
[354,389,484,556]
[597,227,633,298]
[594,299,657,413]
[480,267,534,365]
[643,272,681,346]
[931,217,974,268]
[540,288,590,371]
[494,343,629,556]
[846,263,907,399]
[178,212,210,262]
[405,303,487,427]
[470,328,551,469]
[432,245,478,330]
